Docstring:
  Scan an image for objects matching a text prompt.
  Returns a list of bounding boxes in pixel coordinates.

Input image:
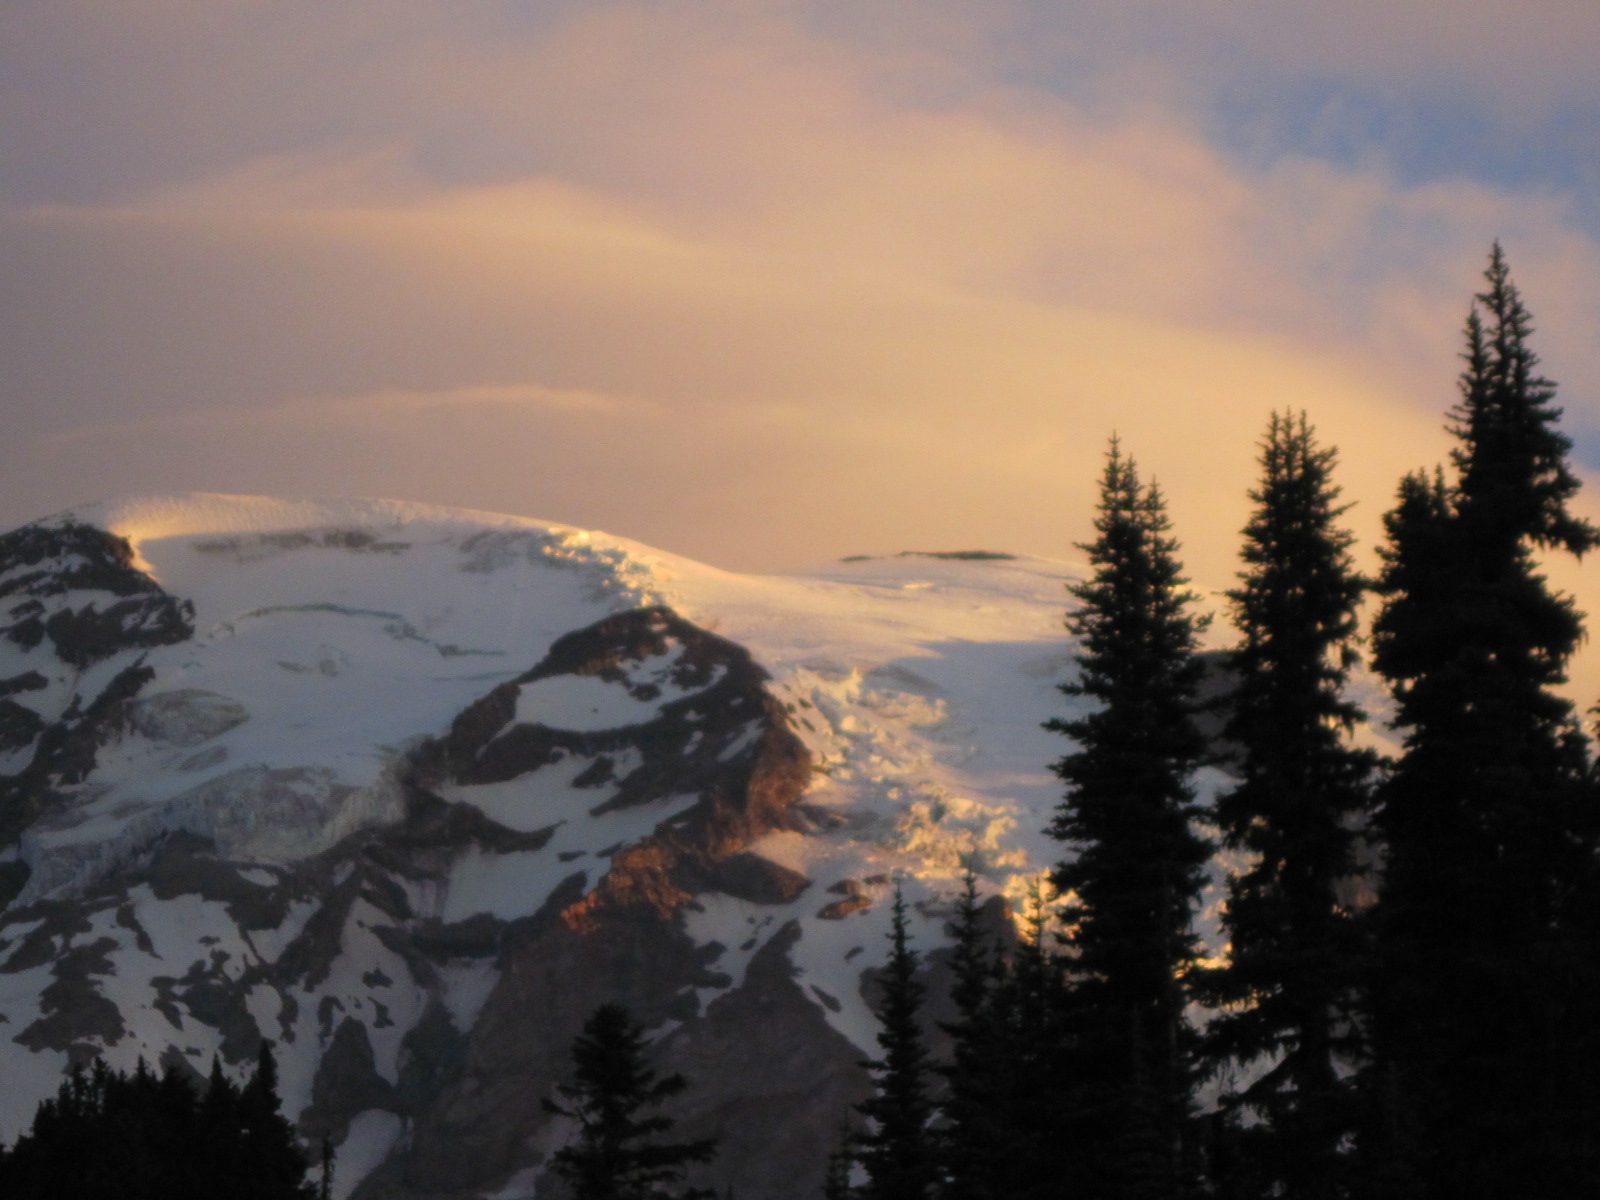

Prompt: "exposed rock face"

[368,607,840,1199]
[0,523,194,668]
[656,922,874,1200]
[0,522,195,855]
[416,607,813,922]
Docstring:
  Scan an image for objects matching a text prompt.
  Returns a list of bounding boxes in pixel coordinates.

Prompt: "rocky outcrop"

[356,606,832,1198]
[654,922,873,1200]
[0,522,194,668]
[0,522,195,843]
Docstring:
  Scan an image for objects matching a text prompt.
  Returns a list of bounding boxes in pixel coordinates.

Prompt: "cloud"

[3,0,1600,702]
[1126,0,1600,113]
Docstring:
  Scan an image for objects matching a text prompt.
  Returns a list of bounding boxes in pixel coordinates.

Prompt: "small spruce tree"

[239,1041,317,1200]
[934,870,999,1200]
[854,886,937,1200]
[544,1004,717,1200]
[986,882,1072,1200]
[822,1128,856,1200]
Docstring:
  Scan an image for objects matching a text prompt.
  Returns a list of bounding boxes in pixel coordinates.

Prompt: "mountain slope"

[0,493,1197,1198]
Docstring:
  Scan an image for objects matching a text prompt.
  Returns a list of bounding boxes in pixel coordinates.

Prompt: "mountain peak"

[0,492,1115,1198]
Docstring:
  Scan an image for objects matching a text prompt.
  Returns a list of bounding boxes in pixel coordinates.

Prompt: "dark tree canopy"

[853,886,937,1200]
[1047,439,1211,1199]
[544,1003,716,1200]
[1198,411,1374,1200]
[0,1046,318,1200]
[933,876,1069,1200]
[933,871,1002,1200]
[822,1128,856,1200]
[1365,245,1600,1196]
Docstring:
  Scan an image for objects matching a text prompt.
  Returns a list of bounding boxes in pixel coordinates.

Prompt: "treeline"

[835,246,1600,1200]
[0,1044,323,1200]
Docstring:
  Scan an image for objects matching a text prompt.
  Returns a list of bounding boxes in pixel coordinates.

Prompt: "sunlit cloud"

[3,0,1599,695]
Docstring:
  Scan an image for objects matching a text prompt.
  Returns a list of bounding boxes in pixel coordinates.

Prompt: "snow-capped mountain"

[0,493,1225,1198]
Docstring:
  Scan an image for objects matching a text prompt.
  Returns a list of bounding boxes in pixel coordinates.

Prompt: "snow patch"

[439,748,642,832]
[439,961,501,1031]
[442,848,563,924]
[334,1110,404,1200]
[514,673,667,731]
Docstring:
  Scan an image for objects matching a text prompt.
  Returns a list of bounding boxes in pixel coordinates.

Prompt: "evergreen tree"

[822,1128,856,1200]
[0,1049,315,1200]
[1046,439,1211,1199]
[935,872,1068,1200]
[1198,412,1374,1198]
[934,870,999,1200]
[238,1042,317,1200]
[854,885,937,1200]
[544,1004,716,1200]
[319,1138,335,1200]
[1365,245,1600,1196]
[985,883,1073,1200]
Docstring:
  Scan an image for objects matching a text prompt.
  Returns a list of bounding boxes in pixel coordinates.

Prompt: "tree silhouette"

[544,1003,717,1200]
[1198,411,1374,1198]
[1366,244,1600,1195]
[854,886,937,1200]
[1047,438,1210,1199]
[0,1046,316,1200]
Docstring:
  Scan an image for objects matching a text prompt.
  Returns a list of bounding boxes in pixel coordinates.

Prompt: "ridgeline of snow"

[41,494,1089,910]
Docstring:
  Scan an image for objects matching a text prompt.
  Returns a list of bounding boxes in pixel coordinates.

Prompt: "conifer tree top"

[853,884,936,1200]
[1044,436,1211,1198]
[1450,242,1598,556]
[1047,436,1209,980]
[1058,437,1206,710]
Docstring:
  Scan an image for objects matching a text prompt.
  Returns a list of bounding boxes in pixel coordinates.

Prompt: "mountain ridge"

[0,491,1187,1198]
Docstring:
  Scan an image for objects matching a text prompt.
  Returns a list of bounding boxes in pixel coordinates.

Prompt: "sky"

[3,0,1600,634]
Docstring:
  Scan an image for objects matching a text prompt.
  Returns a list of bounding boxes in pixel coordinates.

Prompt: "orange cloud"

[3,0,1599,696]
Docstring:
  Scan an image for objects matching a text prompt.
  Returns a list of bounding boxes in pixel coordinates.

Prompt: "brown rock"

[654,922,872,1200]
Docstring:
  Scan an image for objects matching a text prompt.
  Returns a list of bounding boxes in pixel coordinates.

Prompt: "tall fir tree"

[934,870,1000,1200]
[987,883,1074,1200]
[1365,245,1600,1197]
[1197,412,1374,1199]
[239,1041,317,1200]
[1047,439,1211,1200]
[544,1004,717,1200]
[854,886,937,1200]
